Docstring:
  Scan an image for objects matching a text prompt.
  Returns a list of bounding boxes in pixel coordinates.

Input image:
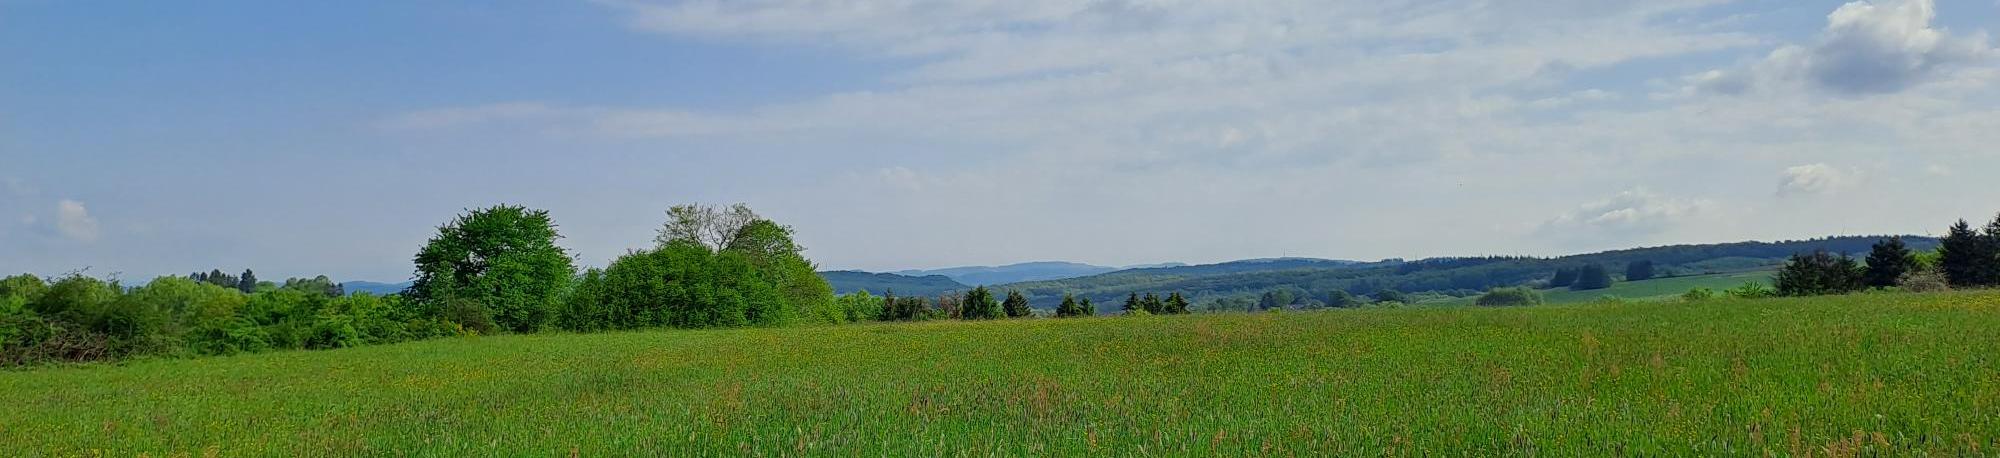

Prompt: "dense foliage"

[408,205,575,333]
[1774,250,1865,297]
[1474,287,1543,307]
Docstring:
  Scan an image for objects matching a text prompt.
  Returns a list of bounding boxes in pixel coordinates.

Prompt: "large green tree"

[1774,250,1865,297]
[724,219,837,324]
[408,205,576,333]
[1570,264,1613,291]
[1002,290,1033,318]
[1863,237,1917,289]
[1938,219,1999,287]
[961,286,1001,320]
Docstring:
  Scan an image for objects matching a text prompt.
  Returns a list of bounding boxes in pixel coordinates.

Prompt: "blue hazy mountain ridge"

[340,281,413,295]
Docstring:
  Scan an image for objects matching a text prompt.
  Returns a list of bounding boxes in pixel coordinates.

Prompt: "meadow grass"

[3,291,1998,456]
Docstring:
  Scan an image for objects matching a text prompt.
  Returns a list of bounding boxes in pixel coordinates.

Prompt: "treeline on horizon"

[4,202,1994,368]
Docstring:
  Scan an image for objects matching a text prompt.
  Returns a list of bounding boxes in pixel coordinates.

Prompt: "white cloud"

[1779,163,1861,196]
[55,199,100,242]
[1686,0,1994,96]
[1541,188,1715,238]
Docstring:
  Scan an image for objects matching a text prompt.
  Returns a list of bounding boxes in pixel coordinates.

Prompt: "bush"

[1474,287,1543,307]
[1726,282,1775,299]
[1681,288,1717,302]
[1898,268,1951,293]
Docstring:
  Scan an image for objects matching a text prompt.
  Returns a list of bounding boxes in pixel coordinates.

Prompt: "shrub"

[1474,287,1543,307]
[1681,288,1717,302]
[1898,268,1951,293]
[1726,282,1775,299]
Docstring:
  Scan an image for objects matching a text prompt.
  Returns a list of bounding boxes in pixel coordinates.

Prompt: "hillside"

[339,281,412,295]
[1428,270,1778,306]
[818,271,967,297]
[1001,236,1934,311]
[893,261,1123,285]
[7,292,1996,455]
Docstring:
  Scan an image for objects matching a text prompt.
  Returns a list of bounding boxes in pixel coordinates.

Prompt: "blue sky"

[3,0,1998,282]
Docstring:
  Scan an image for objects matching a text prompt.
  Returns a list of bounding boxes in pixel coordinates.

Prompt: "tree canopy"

[408,205,576,333]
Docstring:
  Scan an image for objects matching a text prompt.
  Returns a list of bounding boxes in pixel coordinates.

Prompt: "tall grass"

[3,292,1997,455]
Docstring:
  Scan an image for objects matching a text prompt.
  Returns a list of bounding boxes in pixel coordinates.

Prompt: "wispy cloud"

[55,199,100,242]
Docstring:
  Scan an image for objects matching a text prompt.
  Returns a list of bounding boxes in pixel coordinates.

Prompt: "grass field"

[4,292,1999,455]
[1430,270,1778,306]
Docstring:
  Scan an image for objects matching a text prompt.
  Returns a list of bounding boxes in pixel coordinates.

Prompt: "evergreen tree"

[1140,293,1164,314]
[1055,294,1083,318]
[1164,292,1191,315]
[1549,267,1578,288]
[1938,219,1999,287]
[1774,250,1865,297]
[1863,237,1917,288]
[1625,260,1655,281]
[1123,292,1142,313]
[961,286,1001,320]
[1001,290,1033,318]
[236,269,258,294]
[1570,264,1613,291]
[1078,297,1095,316]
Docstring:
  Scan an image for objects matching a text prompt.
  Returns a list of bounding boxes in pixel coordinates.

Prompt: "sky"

[3,0,1998,282]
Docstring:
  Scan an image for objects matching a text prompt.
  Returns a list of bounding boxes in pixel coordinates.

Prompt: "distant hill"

[818,271,968,297]
[893,261,1125,285]
[341,281,411,295]
[994,236,1935,312]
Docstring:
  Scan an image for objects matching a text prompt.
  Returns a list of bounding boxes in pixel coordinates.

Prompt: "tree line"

[1763,213,2000,297]
[1,203,1207,366]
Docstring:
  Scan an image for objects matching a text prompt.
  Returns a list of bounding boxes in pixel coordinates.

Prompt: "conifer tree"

[1939,219,1998,287]
[1055,294,1082,318]
[961,286,1001,320]
[1140,293,1164,314]
[1863,237,1916,288]
[1165,292,1191,314]
[1078,297,1095,316]
[237,269,259,294]
[1123,292,1142,314]
[1001,290,1033,318]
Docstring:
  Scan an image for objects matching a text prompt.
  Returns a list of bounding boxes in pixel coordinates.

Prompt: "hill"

[818,271,967,297]
[1429,270,1778,306]
[340,281,411,295]
[892,261,1123,285]
[997,236,1934,311]
[6,292,1996,454]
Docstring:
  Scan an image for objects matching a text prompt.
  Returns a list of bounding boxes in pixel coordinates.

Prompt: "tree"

[1164,292,1191,315]
[1324,290,1361,308]
[723,218,837,324]
[655,203,759,251]
[1257,291,1281,310]
[1863,237,1917,288]
[1002,290,1033,318]
[1474,287,1543,307]
[237,269,259,294]
[1939,219,2000,287]
[1123,292,1142,314]
[408,205,576,333]
[1372,289,1408,304]
[961,286,1001,320]
[1140,293,1164,314]
[834,290,881,323]
[1570,264,1613,291]
[1625,260,1656,282]
[1055,294,1085,318]
[1549,267,1578,288]
[1544,266,1576,288]
[1774,250,1865,297]
[592,241,785,329]
[1077,297,1095,317]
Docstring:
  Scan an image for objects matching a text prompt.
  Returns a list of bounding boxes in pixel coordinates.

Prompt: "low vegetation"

[3,292,1997,455]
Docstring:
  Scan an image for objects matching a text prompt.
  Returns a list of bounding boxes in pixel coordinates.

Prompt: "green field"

[4,292,1999,455]
[1431,270,1778,306]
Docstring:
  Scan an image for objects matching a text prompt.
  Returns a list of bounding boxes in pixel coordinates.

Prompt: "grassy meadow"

[3,291,1998,455]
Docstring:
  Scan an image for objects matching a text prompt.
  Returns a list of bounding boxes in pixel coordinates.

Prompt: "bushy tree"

[1001,290,1033,318]
[1774,250,1865,297]
[236,269,259,294]
[593,241,785,329]
[408,205,576,333]
[1570,264,1613,291]
[1625,260,1655,282]
[1325,290,1362,308]
[655,203,759,251]
[724,219,838,324]
[834,290,882,323]
[1863,237,1917,288]
[1549,267,1579,288]
[961,286,1001,320]
[1474,287,1543,307]
[1373,289,1409,304]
